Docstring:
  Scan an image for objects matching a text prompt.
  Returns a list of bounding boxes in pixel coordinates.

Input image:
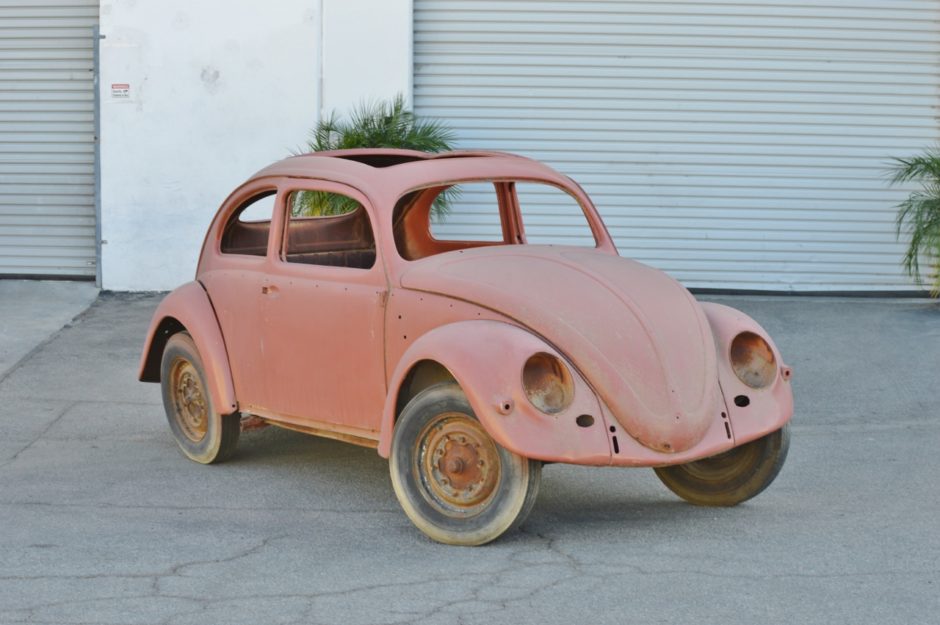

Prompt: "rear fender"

[138,281,238,414]
[378,320,612,464]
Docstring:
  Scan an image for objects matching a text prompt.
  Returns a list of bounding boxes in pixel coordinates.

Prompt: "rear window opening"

[220,191,276,257]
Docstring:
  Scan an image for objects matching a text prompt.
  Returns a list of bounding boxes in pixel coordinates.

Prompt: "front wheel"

[390,383,541,546]
[654,424,790,506]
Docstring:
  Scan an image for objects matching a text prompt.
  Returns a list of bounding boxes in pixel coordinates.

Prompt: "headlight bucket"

[522,352,574,414]
[730,331,777,389]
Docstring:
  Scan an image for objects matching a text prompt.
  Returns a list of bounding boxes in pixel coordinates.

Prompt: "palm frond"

[890,148,940,295]
[890,152,940,185]
[301,94,457,218]
[291,190,362,217]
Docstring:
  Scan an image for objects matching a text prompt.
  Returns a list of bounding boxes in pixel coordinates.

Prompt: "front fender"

[138,281,238,415]
[377,320,612,464]
[701,303,793,446]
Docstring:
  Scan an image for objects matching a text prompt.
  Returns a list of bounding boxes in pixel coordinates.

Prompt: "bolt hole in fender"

[653,424,790,507]
[160,332,240,464]
[389,383,541,546]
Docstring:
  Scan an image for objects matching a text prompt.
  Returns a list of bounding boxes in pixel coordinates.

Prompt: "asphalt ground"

[0,292,938,625]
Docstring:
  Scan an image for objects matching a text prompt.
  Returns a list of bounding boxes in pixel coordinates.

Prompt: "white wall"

[99,1,320,290]
[99,0,412,290]
[321,0,413,115]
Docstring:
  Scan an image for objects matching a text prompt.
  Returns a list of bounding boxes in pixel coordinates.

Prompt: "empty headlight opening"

[522,352,574,414]
[730,331,777,389]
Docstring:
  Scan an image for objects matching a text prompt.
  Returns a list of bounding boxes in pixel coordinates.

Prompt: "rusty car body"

[140,149,793,545]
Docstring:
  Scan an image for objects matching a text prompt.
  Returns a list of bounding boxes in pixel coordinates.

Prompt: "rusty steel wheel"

[170,358,209,443]
[390,383,541,546]
[160,332,240,464]
[654,424,790,506]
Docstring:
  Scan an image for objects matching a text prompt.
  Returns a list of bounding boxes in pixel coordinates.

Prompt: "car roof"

[246,149,571,202]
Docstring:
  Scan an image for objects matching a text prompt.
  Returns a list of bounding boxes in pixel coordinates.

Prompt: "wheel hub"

[418,413,500,515]
[172,360,208,443]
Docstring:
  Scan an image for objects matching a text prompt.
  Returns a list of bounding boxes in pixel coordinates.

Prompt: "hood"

[400,246,720,453]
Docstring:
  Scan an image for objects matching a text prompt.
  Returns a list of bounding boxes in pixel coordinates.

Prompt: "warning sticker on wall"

[111,83,130,99]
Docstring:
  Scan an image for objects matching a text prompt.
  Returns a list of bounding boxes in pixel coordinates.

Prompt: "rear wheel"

[160,332,240,464]
[654,424,790,506]
[390,383,541,546]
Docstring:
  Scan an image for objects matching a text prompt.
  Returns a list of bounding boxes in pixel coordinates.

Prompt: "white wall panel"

[321,0,412,115]
[98,1,319,291]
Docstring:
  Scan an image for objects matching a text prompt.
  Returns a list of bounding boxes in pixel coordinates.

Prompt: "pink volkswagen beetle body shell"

[139,149,793,469]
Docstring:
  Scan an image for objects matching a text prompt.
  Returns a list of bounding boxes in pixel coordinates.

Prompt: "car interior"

[220,179,594,268]
[392,183,520,261]
[221,190,377,269]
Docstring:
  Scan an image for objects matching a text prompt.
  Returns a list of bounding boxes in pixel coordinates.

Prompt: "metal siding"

[0,0,98,277]
[414,0,940,291]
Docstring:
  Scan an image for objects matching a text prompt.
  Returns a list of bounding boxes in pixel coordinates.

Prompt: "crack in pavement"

[1,532,579,625]
[0,398,159,472]
[0,401,77,471]
[3,526,936,625]
[0,535,289,623]
[0,500,401,514]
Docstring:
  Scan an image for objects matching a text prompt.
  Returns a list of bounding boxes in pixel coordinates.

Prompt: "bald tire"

[654,424,790,506]
[390,383,541,546]
[160,332,240,464]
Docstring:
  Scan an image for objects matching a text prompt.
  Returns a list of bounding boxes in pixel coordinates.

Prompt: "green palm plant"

[296,94,457,217]
[890,149,940,296]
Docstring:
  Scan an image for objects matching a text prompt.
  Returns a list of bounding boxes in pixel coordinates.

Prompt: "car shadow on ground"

[225,424,730,538]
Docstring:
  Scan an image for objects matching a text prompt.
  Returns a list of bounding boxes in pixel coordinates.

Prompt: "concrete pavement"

[0,281,98,380]
[0,292,938,624]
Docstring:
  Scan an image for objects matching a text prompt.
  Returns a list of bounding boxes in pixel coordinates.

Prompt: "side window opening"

[516,182,597,247]
[220,191,276,256]
[393,181,514,261]
[284,190,376,269]
[429,182,504,242]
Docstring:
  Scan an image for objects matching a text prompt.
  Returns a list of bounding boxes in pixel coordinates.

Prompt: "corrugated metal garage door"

[0,0,98,278]
[414,0,940,291]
